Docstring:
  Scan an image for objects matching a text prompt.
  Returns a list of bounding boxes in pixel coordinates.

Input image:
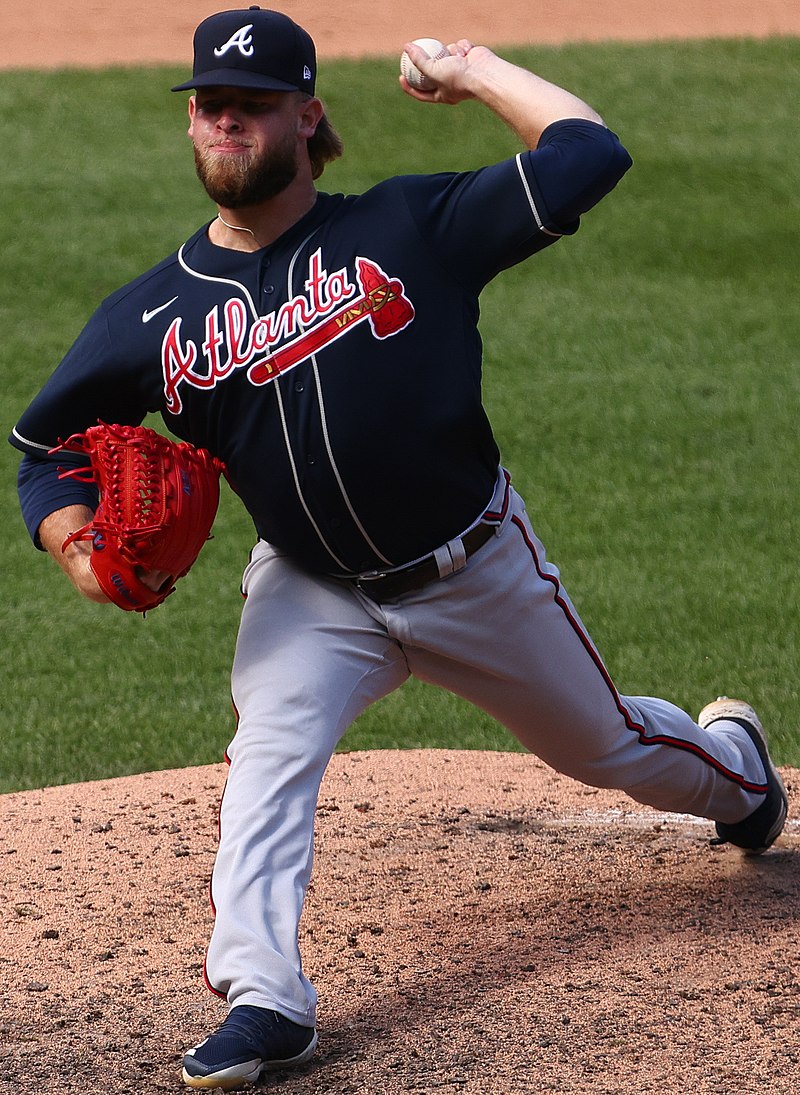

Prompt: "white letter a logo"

[213,24,255,58]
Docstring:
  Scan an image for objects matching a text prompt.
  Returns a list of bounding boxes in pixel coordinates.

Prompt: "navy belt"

[353,521,495,603]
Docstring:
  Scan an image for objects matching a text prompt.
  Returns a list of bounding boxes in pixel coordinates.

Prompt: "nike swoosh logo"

[142,296,179,323]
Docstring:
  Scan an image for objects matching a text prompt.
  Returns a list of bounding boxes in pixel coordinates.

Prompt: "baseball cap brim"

[171,69,302,92]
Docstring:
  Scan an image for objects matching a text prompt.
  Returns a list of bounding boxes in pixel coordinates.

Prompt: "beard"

[193,132,299,208]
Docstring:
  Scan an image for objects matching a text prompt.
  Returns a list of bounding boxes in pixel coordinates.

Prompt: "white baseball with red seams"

[400,37,450,90]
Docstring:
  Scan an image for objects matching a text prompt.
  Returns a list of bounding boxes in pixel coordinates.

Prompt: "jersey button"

[306,454,315,465]
[263,284,275,294]
[295,382,304,392]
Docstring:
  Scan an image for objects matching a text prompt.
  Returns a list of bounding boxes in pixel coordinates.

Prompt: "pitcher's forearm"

[38,505,110,603]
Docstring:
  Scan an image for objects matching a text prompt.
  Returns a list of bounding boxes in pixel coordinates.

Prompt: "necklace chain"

[217,213,257,239]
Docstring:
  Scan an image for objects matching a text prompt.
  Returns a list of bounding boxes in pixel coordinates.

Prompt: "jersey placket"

[269,241,394,575]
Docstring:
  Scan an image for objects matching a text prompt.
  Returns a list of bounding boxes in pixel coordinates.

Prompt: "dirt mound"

[3,751,798,1093]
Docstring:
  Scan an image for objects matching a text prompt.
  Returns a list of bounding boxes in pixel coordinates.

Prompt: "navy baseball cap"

[171,7,316,94]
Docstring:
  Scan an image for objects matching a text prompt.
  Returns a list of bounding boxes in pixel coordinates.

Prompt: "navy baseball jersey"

[11,119,631,575]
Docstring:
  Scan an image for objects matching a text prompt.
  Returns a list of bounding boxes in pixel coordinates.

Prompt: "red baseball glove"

[52,422,225,613]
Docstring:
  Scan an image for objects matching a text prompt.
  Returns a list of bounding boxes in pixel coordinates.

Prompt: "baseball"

[400,38,450,91]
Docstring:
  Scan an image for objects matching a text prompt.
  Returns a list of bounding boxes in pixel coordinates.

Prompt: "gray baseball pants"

[204,470,768,1026]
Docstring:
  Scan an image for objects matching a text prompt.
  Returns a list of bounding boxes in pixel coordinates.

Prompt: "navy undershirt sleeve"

[17,452,98,549]
[526,118,633,232]
[397,118,632,289]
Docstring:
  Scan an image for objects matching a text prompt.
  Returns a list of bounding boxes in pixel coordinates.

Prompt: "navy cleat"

[698,697,788,855]
[182,1005,317,1090]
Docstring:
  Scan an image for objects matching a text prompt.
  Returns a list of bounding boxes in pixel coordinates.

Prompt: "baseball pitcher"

[9,8,787,1090]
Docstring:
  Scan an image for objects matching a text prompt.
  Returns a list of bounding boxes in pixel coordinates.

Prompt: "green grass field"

[2,37,799,792]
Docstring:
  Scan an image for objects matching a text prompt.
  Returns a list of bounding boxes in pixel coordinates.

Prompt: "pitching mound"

[2,751,798,1093]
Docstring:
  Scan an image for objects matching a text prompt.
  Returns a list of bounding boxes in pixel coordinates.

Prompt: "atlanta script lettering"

[162,250,414,414]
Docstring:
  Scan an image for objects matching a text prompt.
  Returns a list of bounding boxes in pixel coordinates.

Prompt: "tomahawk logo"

[213,24,255,58]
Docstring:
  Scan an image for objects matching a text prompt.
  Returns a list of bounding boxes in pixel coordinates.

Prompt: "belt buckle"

[357,570,388,585]
[355,572,388,594]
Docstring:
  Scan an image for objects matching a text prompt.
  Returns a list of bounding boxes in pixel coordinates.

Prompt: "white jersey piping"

[515,153,562,238]
[11,427,53,452]
[310,357,394,566]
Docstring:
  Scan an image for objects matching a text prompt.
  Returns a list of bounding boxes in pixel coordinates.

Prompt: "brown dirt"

[4,754,800,1094]
[2,0,800,69]
[3,4,800,1093]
